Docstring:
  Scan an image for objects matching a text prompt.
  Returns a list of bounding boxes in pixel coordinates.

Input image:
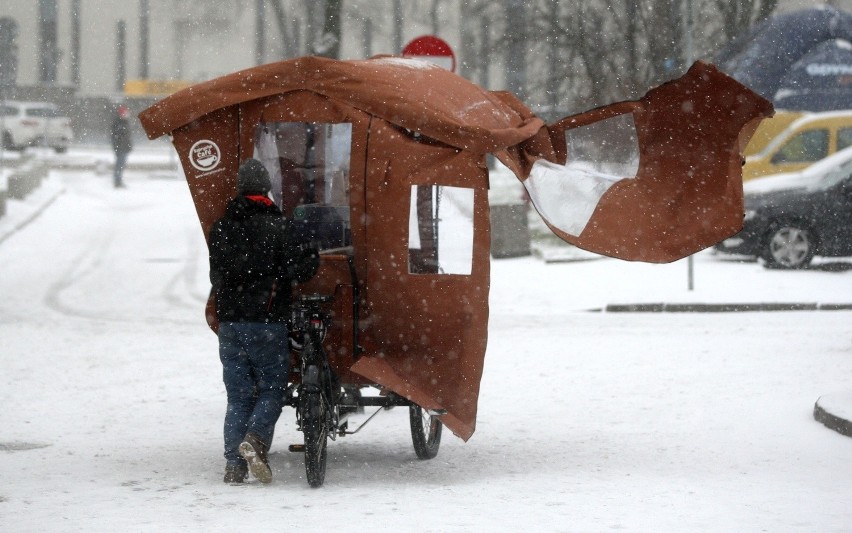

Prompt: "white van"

[0,101,74,153]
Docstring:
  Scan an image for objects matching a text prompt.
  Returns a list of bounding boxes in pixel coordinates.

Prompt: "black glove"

[291,242,320,283]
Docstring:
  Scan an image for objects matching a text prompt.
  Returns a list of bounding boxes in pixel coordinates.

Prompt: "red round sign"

[402,35,456,72]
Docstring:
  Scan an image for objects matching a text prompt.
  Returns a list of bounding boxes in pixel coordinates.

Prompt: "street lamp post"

[683,0,695,291]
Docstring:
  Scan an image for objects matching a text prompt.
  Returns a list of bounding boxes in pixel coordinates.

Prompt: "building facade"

[0,0,463,98]
[0,0,849,143]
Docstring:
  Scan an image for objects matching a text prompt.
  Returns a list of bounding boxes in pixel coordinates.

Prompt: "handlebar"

[297,294,334,305]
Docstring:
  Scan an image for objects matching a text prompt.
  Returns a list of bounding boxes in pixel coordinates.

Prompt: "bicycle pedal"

[288,444,305,452]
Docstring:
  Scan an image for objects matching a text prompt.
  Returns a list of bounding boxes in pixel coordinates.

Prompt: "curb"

[814,394,852,438]
[0,183,66,245]
[47,160,179,173]
[592,302,852,313]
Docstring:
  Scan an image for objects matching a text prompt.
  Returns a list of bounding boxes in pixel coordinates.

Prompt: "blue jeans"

[218,322,289,465]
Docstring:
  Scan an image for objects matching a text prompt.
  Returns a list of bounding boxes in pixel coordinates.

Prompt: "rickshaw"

[140,56,772,486]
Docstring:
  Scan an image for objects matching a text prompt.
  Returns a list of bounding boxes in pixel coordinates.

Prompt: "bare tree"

[708,0,778,44]
[314,0,342,58]
[393,0,403,52]
[267,0,301,58]
[457,0,500,84]
[524,0,780,114]
[257,0,780,115]
[504,0,528,99]
[429,0,449,34]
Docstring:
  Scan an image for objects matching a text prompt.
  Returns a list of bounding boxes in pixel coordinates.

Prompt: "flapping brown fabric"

[513,61,775,263]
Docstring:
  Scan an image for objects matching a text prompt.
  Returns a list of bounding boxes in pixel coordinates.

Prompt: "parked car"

[742,110,852,182]
[0,100,74,153]
[742,110,803,158]
[716,145,852,268]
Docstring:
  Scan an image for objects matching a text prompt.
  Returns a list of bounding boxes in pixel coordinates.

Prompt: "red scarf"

[245,195,273,206]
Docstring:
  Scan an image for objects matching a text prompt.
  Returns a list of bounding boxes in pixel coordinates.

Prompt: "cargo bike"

[140,56,773,487]
[287,288,443,487]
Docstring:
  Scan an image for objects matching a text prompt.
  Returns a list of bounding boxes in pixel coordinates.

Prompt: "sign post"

[402,35,456,73]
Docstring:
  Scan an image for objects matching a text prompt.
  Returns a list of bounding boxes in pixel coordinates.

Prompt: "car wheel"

[762,224,815,269]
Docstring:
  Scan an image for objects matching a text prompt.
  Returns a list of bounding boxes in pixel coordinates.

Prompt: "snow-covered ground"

[1,147,850,532]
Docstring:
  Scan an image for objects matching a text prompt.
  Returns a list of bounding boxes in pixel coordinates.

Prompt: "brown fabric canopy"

[140,55,544,154]
[140,56,772,441]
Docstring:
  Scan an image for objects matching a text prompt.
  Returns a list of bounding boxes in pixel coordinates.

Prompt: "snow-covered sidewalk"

[1,154,850,532]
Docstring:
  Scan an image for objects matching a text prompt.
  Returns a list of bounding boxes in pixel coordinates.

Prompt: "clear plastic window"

[408,185,474,275]
[565,113,640,179]
[253,122,352,252]
[524,113,640,237]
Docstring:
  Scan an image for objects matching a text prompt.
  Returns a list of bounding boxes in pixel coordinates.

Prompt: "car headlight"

[743,209,757,221]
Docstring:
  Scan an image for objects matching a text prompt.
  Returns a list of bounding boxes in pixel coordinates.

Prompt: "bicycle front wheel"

[301,389,328,487]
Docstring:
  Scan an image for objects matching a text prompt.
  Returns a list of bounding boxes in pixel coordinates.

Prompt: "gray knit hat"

[237,159,271,195]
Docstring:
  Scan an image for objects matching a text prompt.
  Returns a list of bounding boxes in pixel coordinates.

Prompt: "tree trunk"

[316,0,342,59]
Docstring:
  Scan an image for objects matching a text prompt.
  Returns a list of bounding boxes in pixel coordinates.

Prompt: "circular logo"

[189,140,221,171]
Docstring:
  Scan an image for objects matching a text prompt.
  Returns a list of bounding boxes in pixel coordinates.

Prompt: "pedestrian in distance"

[110,105,133,188]
[208,158,319,484]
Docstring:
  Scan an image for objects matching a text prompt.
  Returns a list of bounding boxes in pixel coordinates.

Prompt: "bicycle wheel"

[301,390,328,487]
[409,404,442,459]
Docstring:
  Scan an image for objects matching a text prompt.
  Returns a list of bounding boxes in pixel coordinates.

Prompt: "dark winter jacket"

[110,116,132,155]
[209,195,319,324]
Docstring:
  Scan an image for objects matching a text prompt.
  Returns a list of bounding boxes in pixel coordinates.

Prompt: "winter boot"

[223,462,248,484]
[239,432,272,483]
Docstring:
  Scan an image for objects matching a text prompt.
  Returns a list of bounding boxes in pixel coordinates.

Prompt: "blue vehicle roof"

[717,6,852,110]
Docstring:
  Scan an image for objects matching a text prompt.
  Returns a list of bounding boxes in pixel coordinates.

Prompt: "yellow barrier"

[124,79,193,96]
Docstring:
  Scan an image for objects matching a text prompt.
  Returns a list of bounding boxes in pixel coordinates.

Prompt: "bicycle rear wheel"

[409,404,442,459]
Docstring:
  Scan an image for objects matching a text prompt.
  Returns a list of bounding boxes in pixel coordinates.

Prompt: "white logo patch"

[189,140,221,171]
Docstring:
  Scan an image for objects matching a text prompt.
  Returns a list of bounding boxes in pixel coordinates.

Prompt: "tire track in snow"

[43,228,121,321]
[43,226,199,326]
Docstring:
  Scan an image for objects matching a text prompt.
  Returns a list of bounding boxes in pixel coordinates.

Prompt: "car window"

[25,107,59,118]
[838,128,852,152]
[772,129,829,164]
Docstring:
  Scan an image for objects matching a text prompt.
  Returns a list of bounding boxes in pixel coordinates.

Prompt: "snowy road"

[1,159,851,532]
